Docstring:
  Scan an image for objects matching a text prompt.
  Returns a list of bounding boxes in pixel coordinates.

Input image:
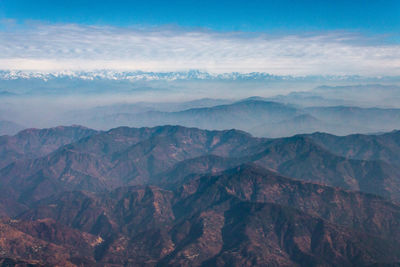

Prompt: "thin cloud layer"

[0,23,399,75]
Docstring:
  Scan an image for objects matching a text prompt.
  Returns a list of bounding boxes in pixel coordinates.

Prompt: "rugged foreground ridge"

[1,125,400,266]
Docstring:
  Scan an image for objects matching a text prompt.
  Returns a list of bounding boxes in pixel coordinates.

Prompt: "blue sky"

[0,0,399,75]
[1,0,399,33]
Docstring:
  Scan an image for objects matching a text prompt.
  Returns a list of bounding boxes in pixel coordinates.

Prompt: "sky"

[0,0,399,75]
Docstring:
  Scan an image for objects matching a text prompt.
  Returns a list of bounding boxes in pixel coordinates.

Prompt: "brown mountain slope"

[0,125,98,169]
[304,130,400,166]
[0,126,262,203]
[250,136,400,201]
[18,165,400,266]
[1,125,400,206]
[177,165,400,242]
[0,218,102,266]
[201,202,399,267]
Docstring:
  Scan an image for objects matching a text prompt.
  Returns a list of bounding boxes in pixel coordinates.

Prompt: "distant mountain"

[0,120,25,136]
[306,106,400,134]
[312,84,400,107]
[266,91,353,107]
[1,70,398,83]
[314,84,400,99]
[64,98,234,126]
[251,114,334,137]
[88,100,302,132]
[3,90,400,137]
[162,98,235,111]
[76,98,400,137]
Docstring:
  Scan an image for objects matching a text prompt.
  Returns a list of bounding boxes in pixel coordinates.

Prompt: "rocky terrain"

[1,125,400,266]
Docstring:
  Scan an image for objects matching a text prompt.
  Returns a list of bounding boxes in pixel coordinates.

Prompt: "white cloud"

[0,23,399,76]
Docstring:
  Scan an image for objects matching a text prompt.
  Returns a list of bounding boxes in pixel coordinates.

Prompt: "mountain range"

[1,125,400,266]
[3,70,399,82]
[74,99,400,137]
[2,82,400,137]
[0,120,25,136]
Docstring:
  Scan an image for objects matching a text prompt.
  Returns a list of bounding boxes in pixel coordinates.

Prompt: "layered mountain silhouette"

[87,100,301,133]
[0,120,25,136]
[69,99,400,137]
[4,95,400,138]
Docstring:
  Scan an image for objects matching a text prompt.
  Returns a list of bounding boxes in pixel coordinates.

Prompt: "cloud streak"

[0,23,399,76]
